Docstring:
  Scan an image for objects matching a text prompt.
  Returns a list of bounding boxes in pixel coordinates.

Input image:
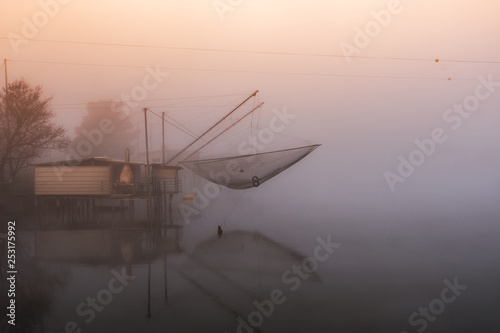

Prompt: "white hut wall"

[34,166,112,196]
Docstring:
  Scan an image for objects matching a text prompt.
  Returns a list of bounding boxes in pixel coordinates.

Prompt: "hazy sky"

[1,0,500,218]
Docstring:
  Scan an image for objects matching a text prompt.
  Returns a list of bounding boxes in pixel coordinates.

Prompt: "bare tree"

[72,100,138,159]
[0,79,69,194]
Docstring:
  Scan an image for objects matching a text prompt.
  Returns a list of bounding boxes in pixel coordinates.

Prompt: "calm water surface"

[2,191,500,333]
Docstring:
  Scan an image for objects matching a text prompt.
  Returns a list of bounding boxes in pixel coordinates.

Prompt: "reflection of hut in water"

[34,227,183,264]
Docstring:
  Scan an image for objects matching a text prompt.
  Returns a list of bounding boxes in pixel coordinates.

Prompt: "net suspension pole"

[162,111,165,164]
[165,90,259,165]
[183,102,264,161]
[144,108,150,166]
[144,108,151,194]
[3,59,7,93]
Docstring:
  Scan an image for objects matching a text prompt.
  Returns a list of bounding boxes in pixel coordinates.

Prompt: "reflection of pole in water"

[450,307,454,331]
[171,265,245,320]
[168,193,173,224]
[120,240,134,277]
[164,251,168,304]
[147,261,151,318]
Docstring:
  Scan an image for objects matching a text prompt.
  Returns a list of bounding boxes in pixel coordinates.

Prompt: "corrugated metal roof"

[32,156,146,166]
[151,164,183,170]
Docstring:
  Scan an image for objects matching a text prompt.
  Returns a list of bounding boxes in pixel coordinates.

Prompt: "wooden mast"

[164,90,259,165]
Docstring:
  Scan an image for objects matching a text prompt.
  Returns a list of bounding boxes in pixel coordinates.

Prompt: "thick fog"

[2,1,499,215]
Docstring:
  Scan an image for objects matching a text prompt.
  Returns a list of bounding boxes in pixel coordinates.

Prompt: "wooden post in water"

[168,194,173,225]
[162,111,165,164]
[144,108,150,196]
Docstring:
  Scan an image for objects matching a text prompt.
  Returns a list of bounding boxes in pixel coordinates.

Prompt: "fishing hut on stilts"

[33,147,183,221]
